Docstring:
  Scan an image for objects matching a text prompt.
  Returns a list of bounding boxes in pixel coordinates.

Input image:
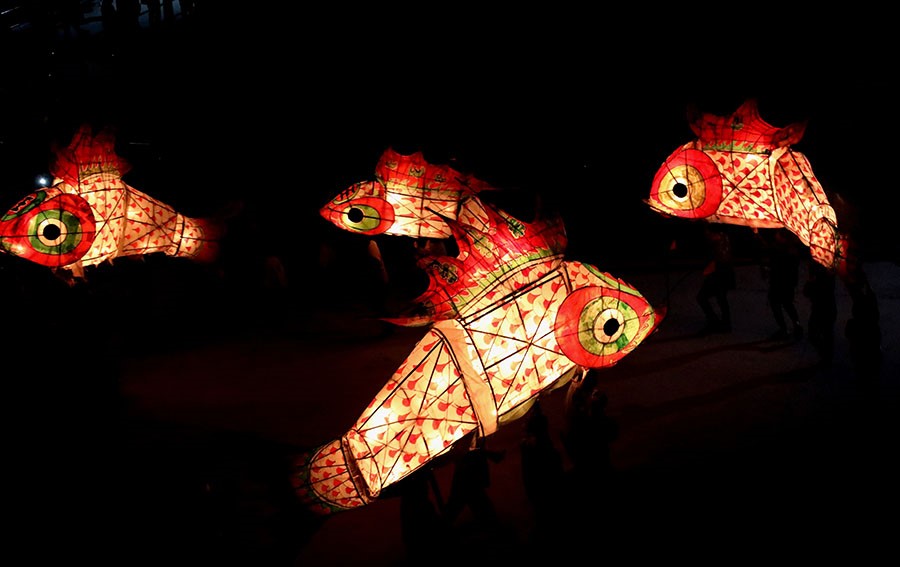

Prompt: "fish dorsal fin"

[50,124,131,186]
[375,148,497,196]
[689,99,807,152]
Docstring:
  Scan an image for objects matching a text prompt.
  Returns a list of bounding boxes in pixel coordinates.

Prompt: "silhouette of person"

[259,251,290,332]
[562,370,619,485]
[443,434,504,530]
[179,0,197,18]
[100,0,117,33]
[519,400,565,540]
[803,259,837,365]
[142,0,162,27]
[398,466,444,560]
[115,0,142,34]
[562,369,595,462]
[761,228,803,340]
[844,270,882,385]
[586,389,619,477]
[696,224,735,335]
[162,0,176,23]
[53,0,85,38]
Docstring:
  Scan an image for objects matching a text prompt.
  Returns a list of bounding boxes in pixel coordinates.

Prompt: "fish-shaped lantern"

[319,147,496,239]
[295,157,663,514]
[0,125,223,279]
[645,99,846,273]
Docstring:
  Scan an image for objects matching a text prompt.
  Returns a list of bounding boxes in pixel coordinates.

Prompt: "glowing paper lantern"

[295,153,663,514]
[0,125,223,279]
[645,99,847,273]
[319,147,496,239]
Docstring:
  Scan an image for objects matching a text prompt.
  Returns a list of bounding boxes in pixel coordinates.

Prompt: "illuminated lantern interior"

[0,125,223,279]
[297,170,662,514]
[646,99,843,271]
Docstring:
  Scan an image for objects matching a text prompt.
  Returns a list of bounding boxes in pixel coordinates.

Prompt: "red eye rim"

[322,195,395,235]
[650,148,723,219]
[0,192,96,267]
[555,286,654,368]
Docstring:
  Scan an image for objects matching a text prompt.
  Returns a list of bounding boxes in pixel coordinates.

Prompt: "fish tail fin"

[291,439,369,516]
[170,215,223,264]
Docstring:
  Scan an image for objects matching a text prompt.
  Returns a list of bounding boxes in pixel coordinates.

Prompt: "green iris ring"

[342,203,382,232]
[2,191,47,221]
[28,209,83,255]
[577,297,638,356]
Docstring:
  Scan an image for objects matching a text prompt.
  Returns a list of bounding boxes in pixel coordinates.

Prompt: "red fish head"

[555,266,663,369]
[0,186,96,268]
[646,144,724,221]
[319,180,394,236]
[647,99,808,223]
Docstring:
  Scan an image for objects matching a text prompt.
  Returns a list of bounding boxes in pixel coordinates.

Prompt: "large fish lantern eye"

[555,273,658,368]
[0,187,96,267]
[319,181,395,236]
[648,147,723,219]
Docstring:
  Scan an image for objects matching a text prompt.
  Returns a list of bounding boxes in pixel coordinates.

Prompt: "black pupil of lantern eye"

[347,207,364,223]
[603,318,620,337]
[673,183,688,199]
[42,224,61,241]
